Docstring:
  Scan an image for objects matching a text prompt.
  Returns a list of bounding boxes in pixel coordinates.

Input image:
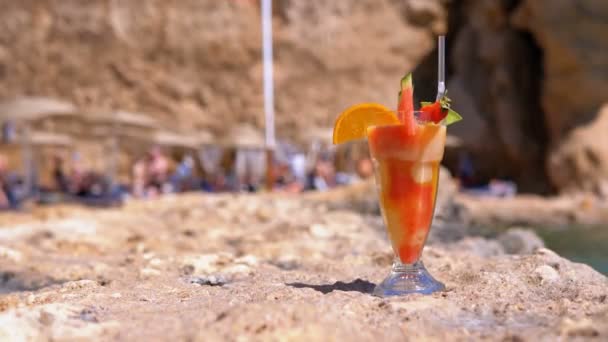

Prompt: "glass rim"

[368,109,447,126]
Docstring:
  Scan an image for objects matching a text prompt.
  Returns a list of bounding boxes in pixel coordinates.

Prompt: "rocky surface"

[0,193,606,341]
[497,228,545,255]
[548,104,608,194]
[457,192,608,228]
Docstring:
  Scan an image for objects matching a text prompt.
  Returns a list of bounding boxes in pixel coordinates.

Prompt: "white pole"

[261,0,275,149]
[436,35,446,100]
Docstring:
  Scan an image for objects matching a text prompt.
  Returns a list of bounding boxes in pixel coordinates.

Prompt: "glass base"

[373,260,445,297]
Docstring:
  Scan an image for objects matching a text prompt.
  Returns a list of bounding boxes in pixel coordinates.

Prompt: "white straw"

[436,35,446,100]
[261,0,276,149]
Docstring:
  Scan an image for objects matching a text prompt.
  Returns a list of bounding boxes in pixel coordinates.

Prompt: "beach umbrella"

[301,127,333,147]
[151,130,201,150]
[0,97,77,122]
[27,132,73,189]
[82,110,160,186]
[222,123,265,150]
[82,110,159,135]
[27,131,73,146]
[221,124,266,189]
[191,130,221,176]
[0,97,77,194]
[197,130,215,146]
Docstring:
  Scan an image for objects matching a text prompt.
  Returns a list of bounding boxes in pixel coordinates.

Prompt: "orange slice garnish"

[332,103,400,144]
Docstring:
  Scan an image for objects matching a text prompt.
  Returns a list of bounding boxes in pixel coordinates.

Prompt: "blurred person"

[488,179,517,198]
[457,151,475,188]
[243,173,257,192]
[131,157,147,198]
[198,145,223,178]
[290,153,307,185]
[210,173,233,192]
[52,155,69,193]
[274,161,304,193]
[171,154,196,192]
[77,172,108,198]
[0,154,14,209]
[462,178,517,198]
[356,157,374,180]
[267,142,305,193]
[67,152,85,194]
[0,154,28,209]
[235,149,264,192]
[307,156,337,191]
[331,157,371,186]
[283,181,304,193]
[2,120,16,143]
[145,146,170,196]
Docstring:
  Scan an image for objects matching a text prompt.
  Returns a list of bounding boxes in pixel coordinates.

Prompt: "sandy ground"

[0,193,606,341]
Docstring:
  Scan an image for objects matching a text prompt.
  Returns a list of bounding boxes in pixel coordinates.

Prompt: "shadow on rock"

[0,270,65,294]
[286,279,375,294]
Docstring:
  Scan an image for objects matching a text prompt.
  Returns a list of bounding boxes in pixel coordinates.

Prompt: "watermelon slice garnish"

[397,73,417,135]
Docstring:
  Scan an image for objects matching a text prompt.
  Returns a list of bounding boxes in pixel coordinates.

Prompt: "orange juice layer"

[368,124,446,264]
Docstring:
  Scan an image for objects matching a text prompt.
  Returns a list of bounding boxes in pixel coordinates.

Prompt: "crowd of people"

[0,142,520,210]
[0,144,376,210]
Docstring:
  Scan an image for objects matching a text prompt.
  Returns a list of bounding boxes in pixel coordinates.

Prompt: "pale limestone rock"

[0,193,605,340]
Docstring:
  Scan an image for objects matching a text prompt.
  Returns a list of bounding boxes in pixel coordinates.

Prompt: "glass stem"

[392,258,423,273]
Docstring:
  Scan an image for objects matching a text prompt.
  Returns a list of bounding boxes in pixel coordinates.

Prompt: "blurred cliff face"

[0,0,442,136]
[415,0,608,194]
[0,0,606,194]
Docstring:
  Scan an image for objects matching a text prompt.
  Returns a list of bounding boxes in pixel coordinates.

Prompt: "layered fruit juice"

[367,122,446,264]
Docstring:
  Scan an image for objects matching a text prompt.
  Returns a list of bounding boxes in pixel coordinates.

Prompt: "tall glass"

[367,112,446,296]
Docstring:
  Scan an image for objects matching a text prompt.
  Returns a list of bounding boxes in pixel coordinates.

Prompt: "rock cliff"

[1,0,608,193]
[514,0,608,194]
[0,0,443,139]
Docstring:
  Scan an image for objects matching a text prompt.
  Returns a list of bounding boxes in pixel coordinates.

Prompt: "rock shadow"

[0,270,65,294]
[286,278,375,294]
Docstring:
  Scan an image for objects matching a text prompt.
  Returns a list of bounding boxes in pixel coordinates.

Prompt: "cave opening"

[413,0,550,194]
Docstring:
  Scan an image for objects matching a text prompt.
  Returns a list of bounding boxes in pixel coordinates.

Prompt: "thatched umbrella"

[0,130,74,191]
[28,131,73,146]
[222,123,265,150]
[27,132,73,188]
[82,110,159,139]
[81,110,160,185]
[150,130,218,181]
[197,130,215,147]
[221,124,266,188]
[0,97,78,192]
[0,97,77,123]
[300,127,333,147]
[151,131,201,150]
[152,130,215,150]
[188,130,221,176]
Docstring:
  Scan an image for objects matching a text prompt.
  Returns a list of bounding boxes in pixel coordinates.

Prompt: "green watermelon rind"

[398,73,413,101]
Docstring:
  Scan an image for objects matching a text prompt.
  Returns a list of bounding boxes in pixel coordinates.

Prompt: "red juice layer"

[373,159,439,264]
[367,123,446,264]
